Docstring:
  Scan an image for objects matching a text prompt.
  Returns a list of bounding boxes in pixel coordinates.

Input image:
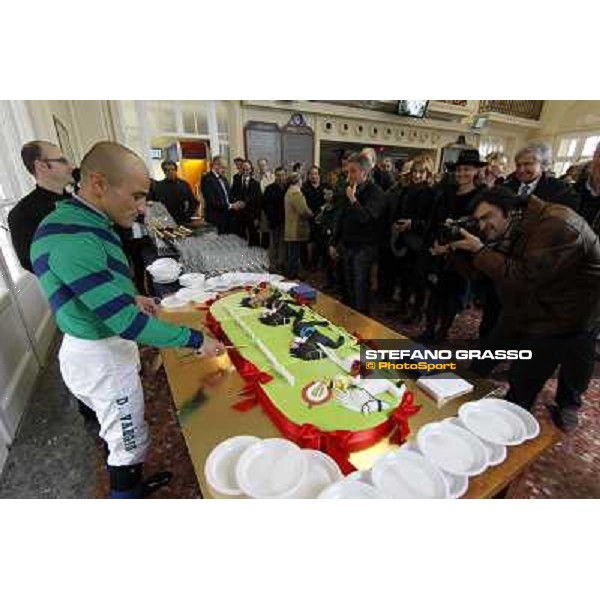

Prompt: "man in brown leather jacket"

[445,186,600,432]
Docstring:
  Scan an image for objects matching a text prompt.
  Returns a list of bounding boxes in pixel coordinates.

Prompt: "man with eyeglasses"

[8,140,74,272]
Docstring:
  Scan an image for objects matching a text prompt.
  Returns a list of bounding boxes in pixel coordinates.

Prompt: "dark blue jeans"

[341,244,378,315]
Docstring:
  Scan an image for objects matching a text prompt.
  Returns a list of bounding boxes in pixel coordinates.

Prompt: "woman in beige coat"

[284,171,313,279]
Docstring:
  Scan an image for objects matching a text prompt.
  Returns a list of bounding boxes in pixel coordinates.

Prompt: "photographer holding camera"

[438,186,600,432]
[420,149,486,342]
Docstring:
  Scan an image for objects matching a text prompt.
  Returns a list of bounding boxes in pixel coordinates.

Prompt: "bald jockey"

[30,141,224,498]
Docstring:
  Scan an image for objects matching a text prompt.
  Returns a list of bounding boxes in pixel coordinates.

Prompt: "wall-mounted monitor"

[397,100,429,118]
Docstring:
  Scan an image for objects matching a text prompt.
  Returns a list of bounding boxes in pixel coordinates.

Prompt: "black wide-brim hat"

[450,149,488,169]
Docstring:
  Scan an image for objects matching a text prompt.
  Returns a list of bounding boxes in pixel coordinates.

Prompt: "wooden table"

[159,291,561,499]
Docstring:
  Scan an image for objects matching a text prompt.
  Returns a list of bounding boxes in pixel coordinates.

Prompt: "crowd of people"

[6,137,600,499]
[197,141,600,433]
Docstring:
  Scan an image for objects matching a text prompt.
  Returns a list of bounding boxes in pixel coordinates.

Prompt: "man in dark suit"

[231,156,245,191]
[200,155,243,234]
[231,159,262,246]
[504,143,580,210]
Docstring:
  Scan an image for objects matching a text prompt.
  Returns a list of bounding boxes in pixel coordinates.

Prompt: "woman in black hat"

[419,149,486,342]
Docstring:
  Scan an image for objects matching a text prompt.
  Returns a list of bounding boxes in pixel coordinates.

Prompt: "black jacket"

[262,182,286,228]
[201,171,232,230]
[150,177,198,224]
[231,176,262,220]
[372,167,394,192]
[301,181,326,214]
[575,179,600,232]
[332,180,387,247]
[393,182,436,236]
[430,184,480,228]
[8,185,70,272]
[504,172,581,211]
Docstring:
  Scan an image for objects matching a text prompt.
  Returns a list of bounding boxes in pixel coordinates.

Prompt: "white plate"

[176,288,217,304]
[235,438,307,499]
[318,479,383,499]
[459,402,527,446]
[371,450,448,499]
[444,417,506,466]
[204,435,260,496]
[160,295,189,309]
[404,441,468,499]
[189,291,218,304]
[175,288,201,301]
[179,273,206,288]
[292,450,343,498]
[346,469,373,486]
[417,422,488,477]
[478,398,540,440]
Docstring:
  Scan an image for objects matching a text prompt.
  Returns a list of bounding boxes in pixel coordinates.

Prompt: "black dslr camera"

[437,216,480,245]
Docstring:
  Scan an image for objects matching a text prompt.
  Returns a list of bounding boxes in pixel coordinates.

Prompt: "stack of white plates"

[293,450,343,498]
[204,436,260,498]
[403,441,468,499]
[146,258,182,283]
[444,417,507,466]
[318,479,383,499]
[458,399,537,447]
[371,449,449,499]
[204,436,344,499]
[179,273,206,289]
[417,421,488,477]
[476,398,540,440]
[235,439,307,499]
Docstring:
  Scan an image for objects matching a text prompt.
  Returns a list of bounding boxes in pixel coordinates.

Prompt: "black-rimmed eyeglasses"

[43,157,69,165]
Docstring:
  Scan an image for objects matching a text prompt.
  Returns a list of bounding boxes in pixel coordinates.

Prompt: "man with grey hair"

[576,141,600,231]
[330,152,387,314]
[504,142,580,210]
[361,147,393,191]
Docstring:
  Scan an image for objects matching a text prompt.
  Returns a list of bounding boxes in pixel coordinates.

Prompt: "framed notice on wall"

[53,116,76,166]
[245,122,281,170]
[281,115,314,172]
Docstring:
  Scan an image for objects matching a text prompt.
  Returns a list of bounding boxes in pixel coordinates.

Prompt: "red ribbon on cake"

[352,331,379,350]
[389,391,421,445]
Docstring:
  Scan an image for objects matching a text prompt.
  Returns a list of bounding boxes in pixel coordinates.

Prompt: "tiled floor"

[2,273,599,498]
